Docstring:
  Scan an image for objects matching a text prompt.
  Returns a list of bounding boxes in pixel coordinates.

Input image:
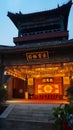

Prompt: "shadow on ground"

[0,118,56,130]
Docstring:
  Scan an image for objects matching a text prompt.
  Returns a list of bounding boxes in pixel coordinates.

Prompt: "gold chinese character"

[42,79,45,82]
[38,53,42,59]
[47,78,49,82]
[33,54,37,59]
[43,53,47,58]
[28,54,32,60]
[49,78,53,82]
[42,78,47,82]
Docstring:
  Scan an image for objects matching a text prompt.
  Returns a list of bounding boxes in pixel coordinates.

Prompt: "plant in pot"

[66,83,73,103]
[48,83,73,130]
[51,103,73,130]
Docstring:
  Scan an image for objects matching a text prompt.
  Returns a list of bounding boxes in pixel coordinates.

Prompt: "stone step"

[6,104,56,122]
[7,112,52,122]
[7,114,49,122]
[8,110,52,115]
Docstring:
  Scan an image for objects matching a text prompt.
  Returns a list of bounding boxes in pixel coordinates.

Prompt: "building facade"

[0,0,73,100]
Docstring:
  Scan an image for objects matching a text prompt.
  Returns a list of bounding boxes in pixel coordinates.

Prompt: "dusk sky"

[0,0,73,46]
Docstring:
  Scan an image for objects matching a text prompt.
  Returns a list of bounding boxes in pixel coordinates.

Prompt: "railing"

[14,31,68,43]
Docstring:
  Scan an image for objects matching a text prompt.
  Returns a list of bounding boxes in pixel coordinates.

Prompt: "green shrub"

[66,85,73,102]
[48,83,73,130]
[49,103,73,130]
[0,88,8,105]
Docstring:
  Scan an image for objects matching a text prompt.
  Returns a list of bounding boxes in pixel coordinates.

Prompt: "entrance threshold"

[6,99,68,104]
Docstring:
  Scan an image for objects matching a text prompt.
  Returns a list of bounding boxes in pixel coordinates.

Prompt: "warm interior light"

[71,76,73,79]
[5,62,73,79]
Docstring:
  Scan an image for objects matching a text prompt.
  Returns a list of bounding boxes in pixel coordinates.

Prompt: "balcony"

[14,31,68,44]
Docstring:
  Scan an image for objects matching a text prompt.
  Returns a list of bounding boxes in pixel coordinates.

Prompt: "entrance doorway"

[13,77,24,98]
[4,62,73,99]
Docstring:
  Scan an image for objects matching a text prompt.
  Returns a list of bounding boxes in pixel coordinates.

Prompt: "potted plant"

[51,103,73,130]
[48,82,73,130]
[66,84,73,103]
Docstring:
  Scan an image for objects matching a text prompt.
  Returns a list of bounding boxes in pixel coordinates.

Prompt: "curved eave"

[0,39,73,54]
[7,1,72,30]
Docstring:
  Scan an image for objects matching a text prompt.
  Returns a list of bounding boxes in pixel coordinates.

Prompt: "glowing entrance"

[4,62,73,99]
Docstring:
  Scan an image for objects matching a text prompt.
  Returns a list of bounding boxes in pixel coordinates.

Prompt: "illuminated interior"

[4,62,73,99]
[5,62,73,79]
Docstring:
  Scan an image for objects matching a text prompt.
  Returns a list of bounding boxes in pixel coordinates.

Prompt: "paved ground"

[0,99,67,130]
[0,119,55,130]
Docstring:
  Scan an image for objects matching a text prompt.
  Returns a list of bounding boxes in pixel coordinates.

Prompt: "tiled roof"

[0,39,73,53]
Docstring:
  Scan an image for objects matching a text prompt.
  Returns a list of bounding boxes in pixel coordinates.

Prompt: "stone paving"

[6,104,57,122]
[0,119,55,130]
[0,100,67,130]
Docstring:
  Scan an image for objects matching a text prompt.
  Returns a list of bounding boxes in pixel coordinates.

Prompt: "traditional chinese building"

[0,0,73,100]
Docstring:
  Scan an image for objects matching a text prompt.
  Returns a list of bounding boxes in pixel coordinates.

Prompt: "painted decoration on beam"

[63,77,70,85]
[28,78,33,85]
[38,84,60,94]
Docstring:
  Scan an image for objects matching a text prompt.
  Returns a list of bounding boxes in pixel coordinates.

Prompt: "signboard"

[42,77,54,83]
[26,51,49,61]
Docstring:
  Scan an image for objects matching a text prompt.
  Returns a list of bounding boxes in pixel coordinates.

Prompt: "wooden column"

[24,75,28,99]
[0,65,4,89]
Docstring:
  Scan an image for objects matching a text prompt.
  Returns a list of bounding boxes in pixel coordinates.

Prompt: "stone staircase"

[7,104,57,122]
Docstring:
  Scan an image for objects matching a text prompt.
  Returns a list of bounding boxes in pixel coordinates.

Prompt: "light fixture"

[3,84,7,89]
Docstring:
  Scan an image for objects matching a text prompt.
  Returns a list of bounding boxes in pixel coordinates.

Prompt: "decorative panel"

[38,84,61,94]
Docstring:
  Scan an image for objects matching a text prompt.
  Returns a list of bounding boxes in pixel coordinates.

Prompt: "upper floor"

[7,1,72,45]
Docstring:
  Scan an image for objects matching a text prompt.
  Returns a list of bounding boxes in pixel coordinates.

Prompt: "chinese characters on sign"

[42,77,54,83]
[26,51,49,61]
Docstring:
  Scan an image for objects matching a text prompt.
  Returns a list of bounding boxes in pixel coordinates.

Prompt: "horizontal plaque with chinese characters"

[26,51,49,61]
[42,77,54,83]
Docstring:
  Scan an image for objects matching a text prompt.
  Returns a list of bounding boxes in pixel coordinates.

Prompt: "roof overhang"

[7,1,72,31]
